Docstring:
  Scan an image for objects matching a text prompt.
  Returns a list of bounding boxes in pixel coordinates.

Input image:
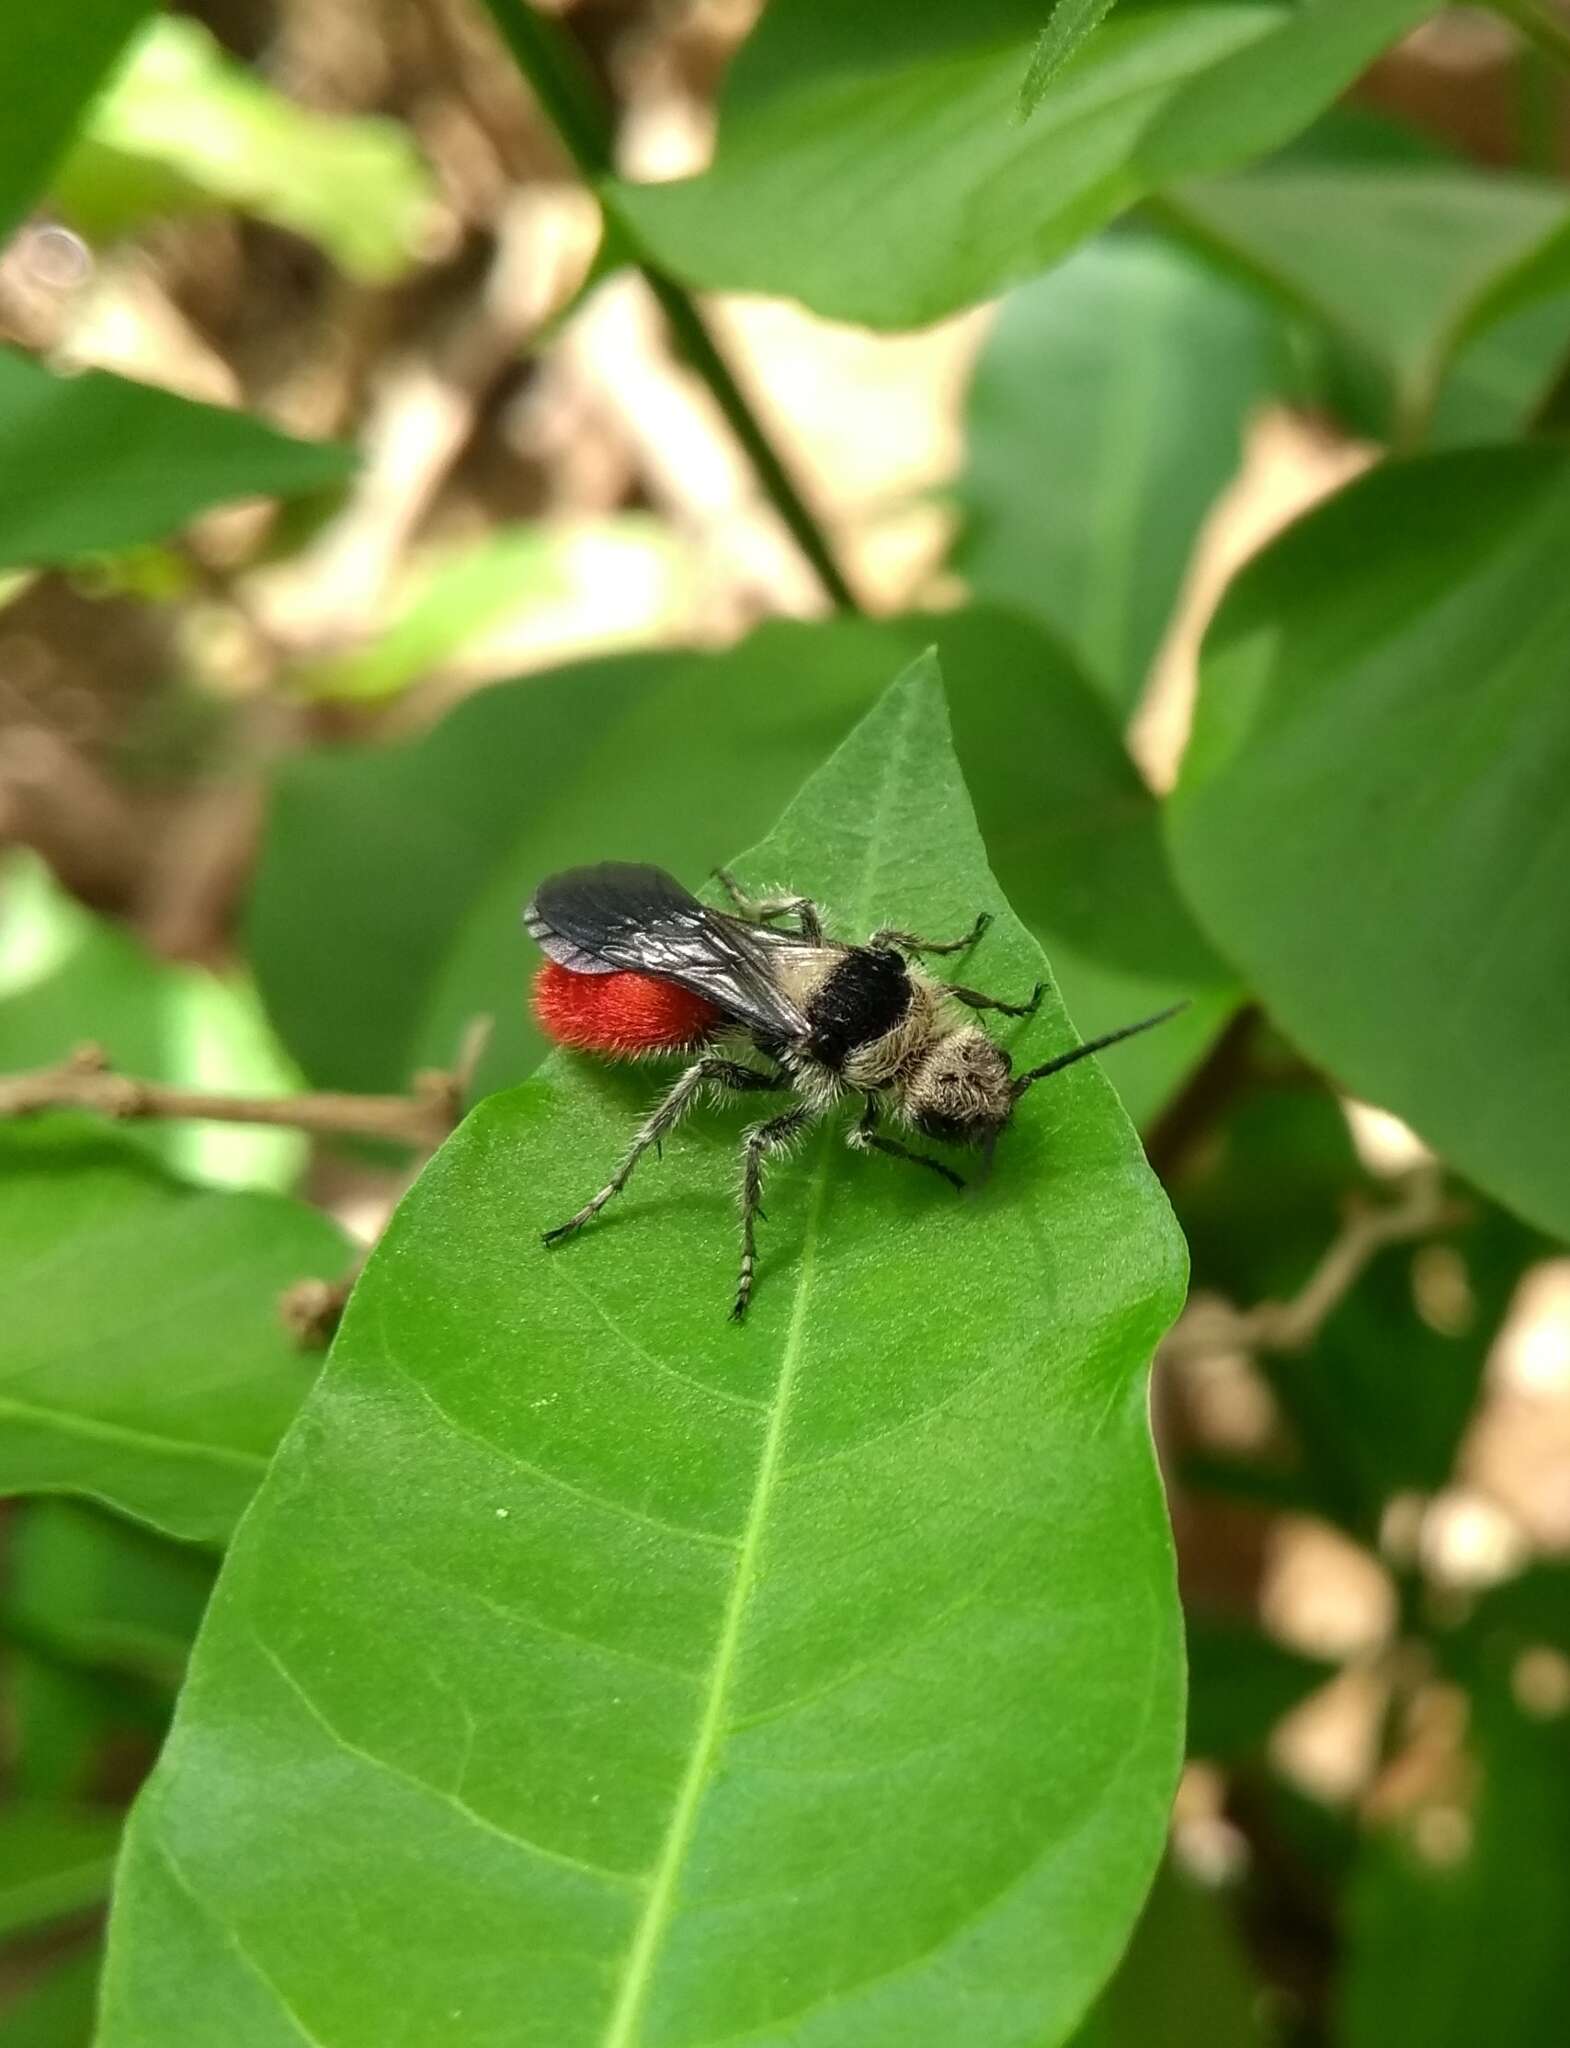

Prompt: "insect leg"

[944,978,1046,1018]
[542,1058,781,1245]
[847,1095,965,1191]
[732,1104,818,1322]
[869,909,990,956]
[713,867,825,943]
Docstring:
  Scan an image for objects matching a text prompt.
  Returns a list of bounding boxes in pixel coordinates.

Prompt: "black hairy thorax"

[802,947,912,1070]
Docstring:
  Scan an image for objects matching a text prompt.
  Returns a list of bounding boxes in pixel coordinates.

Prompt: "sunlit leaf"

[611,0,1440,328]
[1168,447,1570,1242]
[102,653,1187,2046]
[0,1121,349,1542]
[51,18,437,281]
[0,351,352,574]
[0,854,307,1191]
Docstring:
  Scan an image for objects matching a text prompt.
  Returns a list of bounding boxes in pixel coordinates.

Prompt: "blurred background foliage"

[2,1,1569,2042]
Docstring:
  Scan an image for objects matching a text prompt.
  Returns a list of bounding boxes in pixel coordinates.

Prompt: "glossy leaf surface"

[611,0,1439,327]
[1168,447,1570,1241]
[0,1123,349,1542]
[103,654,1187,2046]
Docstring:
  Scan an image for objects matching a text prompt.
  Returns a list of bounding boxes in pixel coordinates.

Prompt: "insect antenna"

[1011,1001,1189,1097]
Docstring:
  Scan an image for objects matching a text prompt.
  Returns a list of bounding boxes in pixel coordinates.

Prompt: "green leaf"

[9,1499,213,1688]
[4,1504,204,1801]
[1340,1668,1570,2048]
[610,0,1439,328]
[953,234,1274,714]
[252,609,1235,1130]
[50,18,437,282]
[1162,166,1570,439]
[0,2,151,244]
[1072,1859,1270,2048]
[0,1121,349,1543]
[0,853,307,1192]
[0,1805,122,1941]
[1130,0,1443,188]
[1020,2,1121,118]
[0,1945,102,2048]
[102,653,1187,2047]
[1168,447,1570,1243]
[0,351,352,573]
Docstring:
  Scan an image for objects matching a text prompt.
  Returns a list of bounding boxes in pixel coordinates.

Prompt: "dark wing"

[525,862,810,1039]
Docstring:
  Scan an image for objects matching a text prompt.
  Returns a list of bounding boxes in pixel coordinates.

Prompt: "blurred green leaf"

[3,1503,204,1802]
[1073,1859,1272,2047]
[0,2,150,243]
[1168,447,1570,1243]
[1130,0,1442,188]
[102,653,1186,2048]
[3,1651,118,1804]
[1308,1202,1543,1512]
[0,351,353,573]
[51,18,437,281]
[9,1500,213,1688]
[1163,166,1570,439]
[1186,1617,1333,1762]
[0,854,306,1192]
[1340,1669,1570,2048]
[1020,2,1120,118]
[0,1121,349,1542]
[253,610,1235,1130]
[953,234,1274,715]
[611,0,1439,328]
[0,1944,101,2048]
[0,1805,122,1940]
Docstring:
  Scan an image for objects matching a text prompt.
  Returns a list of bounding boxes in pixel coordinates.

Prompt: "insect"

[526,861,1182,1321]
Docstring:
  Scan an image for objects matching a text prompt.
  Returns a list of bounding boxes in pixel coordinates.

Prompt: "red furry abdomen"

[533,960,720,1058]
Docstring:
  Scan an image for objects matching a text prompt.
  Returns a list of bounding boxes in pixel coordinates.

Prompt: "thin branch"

[1163,1167,1463,1365]
[474,0,861,614]
[0,1044,467,1153]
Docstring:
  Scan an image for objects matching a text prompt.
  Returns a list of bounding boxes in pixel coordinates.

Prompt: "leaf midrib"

[598,674,921,2046]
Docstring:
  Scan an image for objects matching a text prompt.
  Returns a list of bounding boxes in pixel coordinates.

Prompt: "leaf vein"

[254,1634,645,1891]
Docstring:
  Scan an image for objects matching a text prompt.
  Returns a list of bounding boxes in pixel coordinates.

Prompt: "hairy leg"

[543,1058,782,1244]
[732,1104,819,1321]
[944,978,1046,1019]
[847,1095,965,1191]
[714,867,825,943]
[870,909,990,956]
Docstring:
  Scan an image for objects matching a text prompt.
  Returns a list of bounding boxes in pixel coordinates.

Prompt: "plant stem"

[0,1045,470,1152]
[476,0,861,614]
[1496,0,1570,75]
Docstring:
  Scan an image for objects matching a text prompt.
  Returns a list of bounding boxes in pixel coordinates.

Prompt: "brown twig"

[1163,1166,1464,1366]
[0,1033,494,1154]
